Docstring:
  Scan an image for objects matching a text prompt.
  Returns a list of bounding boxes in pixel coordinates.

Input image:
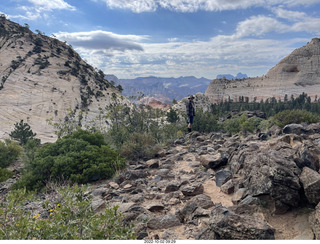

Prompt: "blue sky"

[1,0,320,79]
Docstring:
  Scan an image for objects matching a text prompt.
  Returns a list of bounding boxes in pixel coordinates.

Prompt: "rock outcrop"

[205,38,320,103]
[0,17,130,143]
[84,123,320,239]
[3,123,320,239]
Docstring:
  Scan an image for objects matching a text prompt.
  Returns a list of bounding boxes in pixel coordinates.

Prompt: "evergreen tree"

[9,120,37,145]
[166,108,179,124]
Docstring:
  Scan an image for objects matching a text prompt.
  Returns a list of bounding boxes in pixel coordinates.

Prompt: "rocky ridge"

[0,17,130,143]
[205,38,320,103]
[3,123,320,239]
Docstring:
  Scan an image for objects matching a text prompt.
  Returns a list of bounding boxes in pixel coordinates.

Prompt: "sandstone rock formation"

[205,38,320,103]
[0,17,130,143]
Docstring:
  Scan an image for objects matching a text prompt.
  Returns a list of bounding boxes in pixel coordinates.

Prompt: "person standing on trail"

[186,95,195,133]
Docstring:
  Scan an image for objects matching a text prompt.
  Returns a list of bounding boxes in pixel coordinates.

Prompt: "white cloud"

[273,8,307,21]
[77,32,304,78]
[7,0,76,20]
[234,15,289,38]
[97,0,320,13]
[55,30,146,52]
[102,0,157,13]
[28,0,76,11]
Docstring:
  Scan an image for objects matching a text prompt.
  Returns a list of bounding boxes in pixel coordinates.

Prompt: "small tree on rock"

[9,120,37,145]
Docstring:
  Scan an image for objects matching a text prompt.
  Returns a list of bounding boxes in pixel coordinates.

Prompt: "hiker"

[186,95,195,132]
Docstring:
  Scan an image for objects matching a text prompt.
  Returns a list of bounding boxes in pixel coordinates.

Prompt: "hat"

[188,95,195,99]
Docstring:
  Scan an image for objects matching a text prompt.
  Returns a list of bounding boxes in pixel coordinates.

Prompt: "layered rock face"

[0,17,129,142]
[206,38,320,103]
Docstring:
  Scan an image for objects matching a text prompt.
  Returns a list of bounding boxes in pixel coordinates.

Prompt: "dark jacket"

[186,100,195,117]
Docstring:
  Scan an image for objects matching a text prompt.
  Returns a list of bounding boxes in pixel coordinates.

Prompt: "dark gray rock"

[165,182,180,193]
[294,146,320,172]
[215,169,232,187]
[146,159,159,168]
[300,167,320,205]
[200,152,228,169]
[180,183,204,196]
[283,124,306,135]
[146,203,165,212]
[220,179,235,194]
[209,205,275,240]
[191,194,214,209]
[147,214,181,230]
[196,228,218,240]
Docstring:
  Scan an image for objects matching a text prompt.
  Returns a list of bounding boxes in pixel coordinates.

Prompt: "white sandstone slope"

[205,38,320,103]
[0,16,130,143]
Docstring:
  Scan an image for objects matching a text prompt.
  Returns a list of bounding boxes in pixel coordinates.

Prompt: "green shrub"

[192,109,220,133]
[0,185,136,240]
[120,132,160,160]
[0,168,14,182]
[14,130,126,191]
[222,116,241,134]
[0,139,22,168]
[271,109,320,128]
[222,114,263,135]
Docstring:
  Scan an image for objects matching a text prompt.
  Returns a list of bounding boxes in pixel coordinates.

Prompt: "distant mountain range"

[105,73,247,103]
[105,75,212,103]
[216,73,248,80]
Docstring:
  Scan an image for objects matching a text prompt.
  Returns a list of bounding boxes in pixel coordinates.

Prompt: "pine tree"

[9,120,37,145]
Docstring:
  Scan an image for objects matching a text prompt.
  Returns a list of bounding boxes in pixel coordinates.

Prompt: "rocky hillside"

[0,17,130,143]
[2,123,320,239]
[206,38,320,103]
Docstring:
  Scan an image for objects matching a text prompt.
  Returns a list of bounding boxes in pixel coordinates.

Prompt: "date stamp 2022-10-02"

[144,240,177,244]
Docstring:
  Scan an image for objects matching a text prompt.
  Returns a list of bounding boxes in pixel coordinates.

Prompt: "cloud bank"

[100,0,320,13]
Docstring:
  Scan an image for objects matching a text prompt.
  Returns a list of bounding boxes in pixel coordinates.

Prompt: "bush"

[222,114,263,135]
[192,109,220,133]
[14,130,126,191]
[0,139,22,168]
[120,132,160,160]
[271,109,320,128]
[0,185,136,240]
[0,168,14,182]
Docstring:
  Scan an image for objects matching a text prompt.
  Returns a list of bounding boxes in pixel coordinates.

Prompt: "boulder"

[283,124,306,135]
[146,203,165,212]
[232,188,247,204]
[91,197,106,213]
[164,182,180,193]
[146,159,159,168]
[209,205,275,240]
[147,214,182,230]
[215,169,232,187]
[220,180,235,194]
[180,183,204,196]
[300,167,320,205]
[196,228,218,240]
[191,194,214,209]
[309,202,320,239]
[200,152,228,169]
[294,146,320,171]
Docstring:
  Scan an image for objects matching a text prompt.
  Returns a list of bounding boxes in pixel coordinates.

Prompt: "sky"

[1,0,320,79]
